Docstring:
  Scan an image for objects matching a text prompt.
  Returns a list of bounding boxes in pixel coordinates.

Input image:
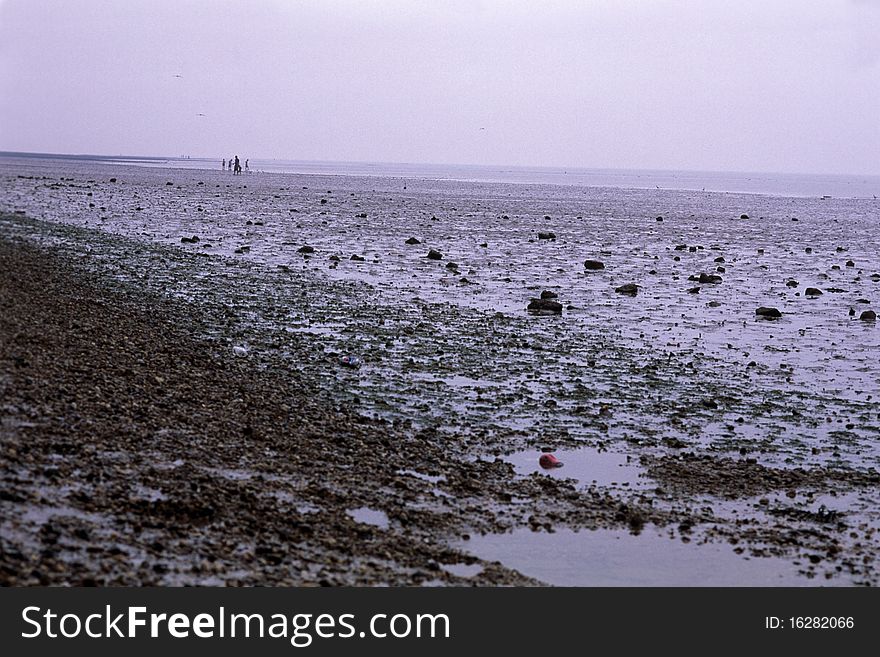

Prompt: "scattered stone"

[846,260,855,267]
[708,301,721,307]
[699,273,722,284]
[540,290,558,300]
[537,232,556,240]
[329,255,341,262]
[298,245,315,254]
[656,216,663,222]
[165,182,173,186]
[740,214,749,219]
[350,254,365,261]
[614,283,639,296]
[805,287,822,297]
[805,247,813,254]
[445,262,458,270]
[688,286,701,294]
[405,237,421,245]
[714,256,725,263]
[860,310,877,321]
[109,178,117,183]
[527,298,563,315]
[786,280,798,288]
[756,306,782,319]
[427,249,442,260]
[583,259,605,270]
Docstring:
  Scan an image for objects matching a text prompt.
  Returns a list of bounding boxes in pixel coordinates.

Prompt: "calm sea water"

[3,151,879,199]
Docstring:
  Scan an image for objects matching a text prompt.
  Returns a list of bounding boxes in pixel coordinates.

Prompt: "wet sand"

[1,156,878,585]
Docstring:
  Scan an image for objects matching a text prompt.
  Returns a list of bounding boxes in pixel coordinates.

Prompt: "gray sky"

[1,0,878,174]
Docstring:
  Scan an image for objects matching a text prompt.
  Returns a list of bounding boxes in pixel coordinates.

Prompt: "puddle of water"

[347,506,390,529]
[461,527,814,586]
[505,446,649,489]
[396,469,446,484]
[440,562,483,578]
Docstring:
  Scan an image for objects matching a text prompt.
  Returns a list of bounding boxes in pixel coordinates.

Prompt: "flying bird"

[173,74,183,78]
[197,113,206,117]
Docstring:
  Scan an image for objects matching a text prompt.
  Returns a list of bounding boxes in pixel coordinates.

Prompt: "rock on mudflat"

[805,287,823,297]
[698,273,722,284]
[740,214,749,219]
[786,280,799,288]
[298,245,315,254]
[540,290,558,300]
[756,306,782,319]
[527,299,563,315]
[427,249,442,260]
[350,254,365,261]
[180,235,200,244]
[615,283,639,296]
[405,237,421,245]
[583,259,605,270]
[860,310,877,321]
[537,232,556,240]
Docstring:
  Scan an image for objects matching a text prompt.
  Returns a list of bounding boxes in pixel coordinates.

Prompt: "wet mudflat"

[1,157,878,585]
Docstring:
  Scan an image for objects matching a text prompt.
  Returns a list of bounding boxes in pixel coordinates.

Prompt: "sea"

[2,151,879,199]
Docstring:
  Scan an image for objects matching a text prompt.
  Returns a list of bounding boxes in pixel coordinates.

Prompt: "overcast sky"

[1,0,878,174]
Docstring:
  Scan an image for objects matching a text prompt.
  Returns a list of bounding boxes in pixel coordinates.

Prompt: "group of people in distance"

[222,156,248,174]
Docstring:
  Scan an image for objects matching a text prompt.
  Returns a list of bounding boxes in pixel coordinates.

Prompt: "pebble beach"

[1,155,879,586]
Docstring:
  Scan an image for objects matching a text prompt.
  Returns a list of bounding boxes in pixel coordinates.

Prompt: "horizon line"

[1,149,878,180]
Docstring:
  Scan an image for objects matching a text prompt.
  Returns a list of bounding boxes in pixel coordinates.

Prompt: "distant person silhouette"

[245,159,249,173]
[234,155,241,175]
[229,156,234,173]
[222,158,226,171]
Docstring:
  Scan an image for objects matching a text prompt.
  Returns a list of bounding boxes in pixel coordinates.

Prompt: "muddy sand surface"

[1,157,878,585]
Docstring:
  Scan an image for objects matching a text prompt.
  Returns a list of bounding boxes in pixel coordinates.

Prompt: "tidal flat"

[1,156,878,585]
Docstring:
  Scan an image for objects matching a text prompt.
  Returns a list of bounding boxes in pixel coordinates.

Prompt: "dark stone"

[540,290,558,300]
[860,310,877,321]
[109,178,117,183]
[405,237,421,245]
[846,260,855,267]
[537,232,556,240]
[166,181,173,186]
[445,262,458,270]
[805,247,813,253]
[320,199,327,204]
[583,259,605,270]
[756,306,782,319]
[427,249,442,260]
[674,244,687,251]
[350,254,365,261]
[716,266,726,273]
[298,245,315,254]
[527,298,563,315]
[714,256,725,263]
[656,216,663,221]
[699,273,722,284]
[740,214,749,219]
[688,286,701,294]
[615,283,639,296]
[805,287,822,297]
[786,280,798,288]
